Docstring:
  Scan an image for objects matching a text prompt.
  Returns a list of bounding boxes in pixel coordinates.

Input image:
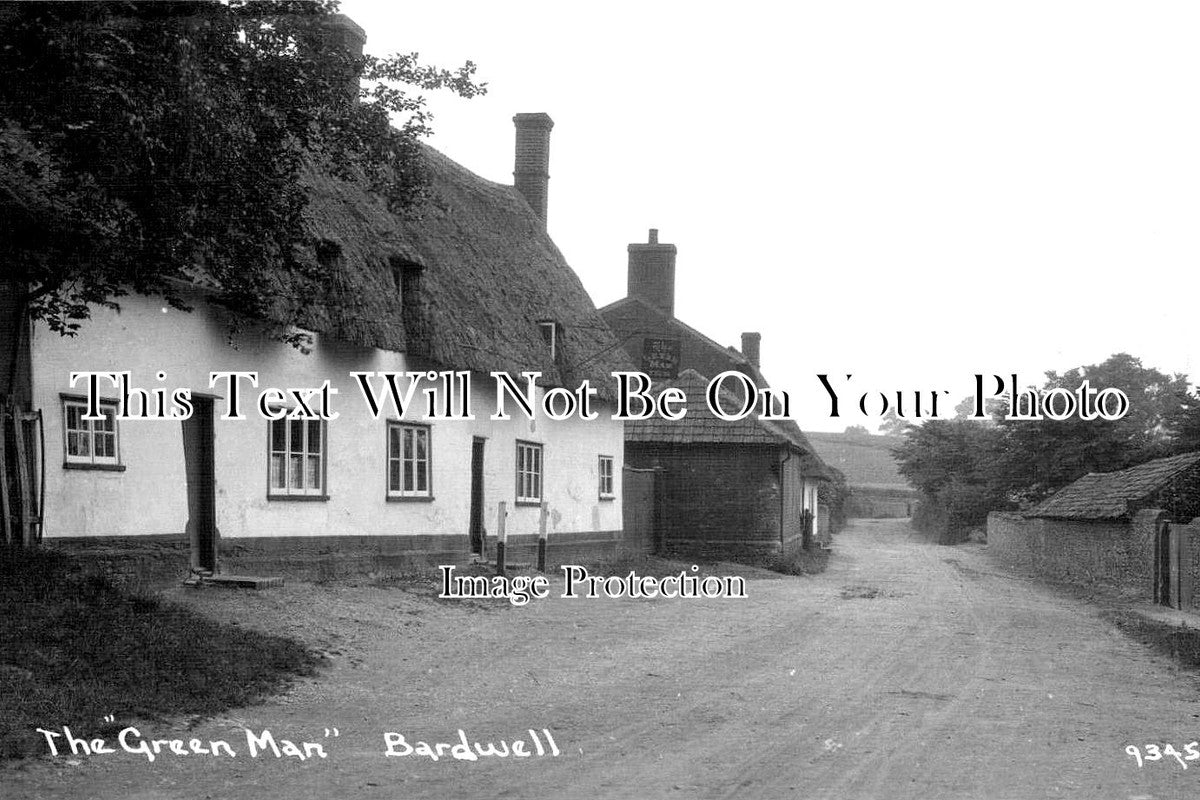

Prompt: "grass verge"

[1106,608,1200,670]
[0,547,323,759]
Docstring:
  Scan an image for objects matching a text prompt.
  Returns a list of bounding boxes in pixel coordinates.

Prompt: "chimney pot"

[627,228,677,318]
[323,14,365,103]
[513,113,555,225]
[741,332,761,368]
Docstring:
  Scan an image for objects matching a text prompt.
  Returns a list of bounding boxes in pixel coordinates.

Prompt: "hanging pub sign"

[641,337,681,380]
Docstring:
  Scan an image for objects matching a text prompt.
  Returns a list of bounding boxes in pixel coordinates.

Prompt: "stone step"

[471,559,535,571]
[201,574,284,590]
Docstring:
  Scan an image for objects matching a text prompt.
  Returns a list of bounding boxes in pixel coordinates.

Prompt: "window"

[598,455,615,500]
[63,398,121,469]
[515,440,543,505]
[316,240,343,271]
[268,418,327,498]
[538,320,559,361]
[387,422,432,500]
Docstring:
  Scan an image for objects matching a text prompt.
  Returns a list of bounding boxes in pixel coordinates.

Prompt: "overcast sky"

[340,0,1200,432]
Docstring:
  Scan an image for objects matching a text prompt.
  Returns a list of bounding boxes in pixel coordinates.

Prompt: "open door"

[182,397,217,573]
[469,437,485,555]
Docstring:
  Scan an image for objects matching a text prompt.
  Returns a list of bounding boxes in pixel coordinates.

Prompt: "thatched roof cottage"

[18,101,636,578]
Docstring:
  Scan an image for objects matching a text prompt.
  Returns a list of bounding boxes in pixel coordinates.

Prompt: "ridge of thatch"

[392,146,632,394]
[257,143,631,397]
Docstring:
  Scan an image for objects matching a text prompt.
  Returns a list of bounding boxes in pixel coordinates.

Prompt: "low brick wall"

[986,511,1155,592]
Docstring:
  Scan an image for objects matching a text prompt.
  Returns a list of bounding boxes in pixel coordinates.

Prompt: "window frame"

[386,421,433,502]
[515,439,544,506]
[598,454,615,500]
[538,320,563,363]
[61,394,123,471]
[266,414,329,501]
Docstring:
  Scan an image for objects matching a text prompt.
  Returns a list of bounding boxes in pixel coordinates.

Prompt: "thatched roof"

[275,144,631,395]
[1026,451,1200,520]
[283,164,415,353]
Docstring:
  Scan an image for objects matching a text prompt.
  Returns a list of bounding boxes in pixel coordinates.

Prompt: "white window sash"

[387,424,431,498]
[269,417,324,496]
[64,401,119,466]
[517,442,543,503]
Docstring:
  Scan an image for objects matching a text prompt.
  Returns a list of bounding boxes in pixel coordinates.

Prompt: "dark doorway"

[469,437,485,555]
[182,397,217,572]
[1156,522,1172,606]
[622,467,659,555]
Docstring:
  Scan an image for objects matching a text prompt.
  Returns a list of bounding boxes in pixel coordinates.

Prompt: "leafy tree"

[877,407,910,438]
[993,353,1192,500]
[818,466,850,535]
[0,0,484,343]
[895,353,1197,540]
[1166,390,1200,454]
[892,418,1010,539]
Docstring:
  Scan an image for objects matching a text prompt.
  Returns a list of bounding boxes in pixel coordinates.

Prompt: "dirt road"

[8,518,1200,799]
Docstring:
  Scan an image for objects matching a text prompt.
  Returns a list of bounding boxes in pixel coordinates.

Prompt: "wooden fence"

[1,397,43,546]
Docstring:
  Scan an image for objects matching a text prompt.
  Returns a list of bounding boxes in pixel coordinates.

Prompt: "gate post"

[537,502,548,572]
[495,501,508,576]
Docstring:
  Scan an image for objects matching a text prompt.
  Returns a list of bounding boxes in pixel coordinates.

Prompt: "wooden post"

[495,501,507,576]
[0,405,10,546]
[537,502,548,572]
[12,406,31,547]
[21,411,42,543]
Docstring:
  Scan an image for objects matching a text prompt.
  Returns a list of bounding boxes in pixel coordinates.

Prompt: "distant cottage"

[1025,451,1200,523]
[989,451,1200,610]
[599,230,833,555]
[1,23,636,577]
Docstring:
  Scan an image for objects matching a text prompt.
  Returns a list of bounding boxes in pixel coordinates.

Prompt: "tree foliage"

[894,353,1198,537]
[0,0,485,340]
[993,353,1191,501]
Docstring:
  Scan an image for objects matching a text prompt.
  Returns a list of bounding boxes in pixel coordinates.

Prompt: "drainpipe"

[779,446,792,549]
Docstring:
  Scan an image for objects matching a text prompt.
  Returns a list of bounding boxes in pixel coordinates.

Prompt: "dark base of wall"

[45,535,189,588]
[659,537,788,562]
[48,530,639,583]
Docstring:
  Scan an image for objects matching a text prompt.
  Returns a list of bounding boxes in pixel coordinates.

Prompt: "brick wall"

[512,113,553,223]
[600,302,749,384]
[627,443,787,558]
[1177,520,1200,611]
[986,511,1154,592]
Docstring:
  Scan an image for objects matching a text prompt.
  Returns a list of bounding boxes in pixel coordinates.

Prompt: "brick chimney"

[321,14,365,104]
[741,332,761,368]
[627,228,677,318]
[513,113,554,225]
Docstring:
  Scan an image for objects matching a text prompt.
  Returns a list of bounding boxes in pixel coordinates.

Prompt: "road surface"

[7,518,1200,799]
